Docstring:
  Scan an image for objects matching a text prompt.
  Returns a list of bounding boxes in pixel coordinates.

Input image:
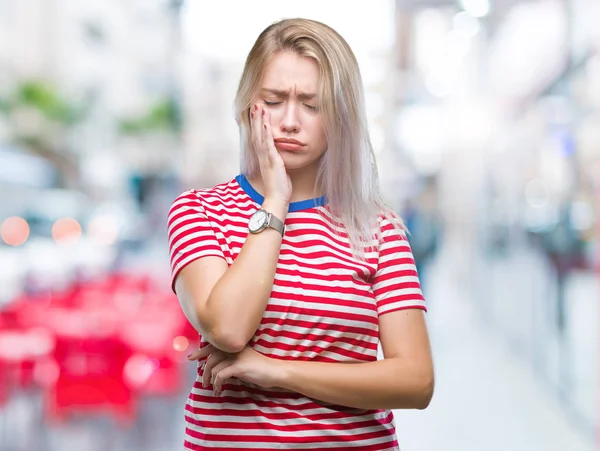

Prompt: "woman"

[168,18,434,450]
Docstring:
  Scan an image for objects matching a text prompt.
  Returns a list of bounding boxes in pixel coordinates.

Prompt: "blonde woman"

[168,18,434,451]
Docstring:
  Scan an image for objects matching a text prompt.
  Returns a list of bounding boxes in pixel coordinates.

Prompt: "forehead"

[261,51,320,93]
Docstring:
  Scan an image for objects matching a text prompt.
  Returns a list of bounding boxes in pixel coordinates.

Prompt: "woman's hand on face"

[188,344,285,396]
[251,105,292,207]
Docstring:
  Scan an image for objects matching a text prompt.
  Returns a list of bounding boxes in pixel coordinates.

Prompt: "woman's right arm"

[174,198,288,353]
[173,106,292,353]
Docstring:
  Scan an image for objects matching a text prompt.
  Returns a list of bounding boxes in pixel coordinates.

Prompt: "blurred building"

[0,0,184,197]
[392,0,600,437]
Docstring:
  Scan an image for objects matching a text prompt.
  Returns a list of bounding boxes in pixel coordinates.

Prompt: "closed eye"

[263,100,318,111]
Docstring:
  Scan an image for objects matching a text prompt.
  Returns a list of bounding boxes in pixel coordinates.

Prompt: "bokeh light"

[123,354,159,388]
[52,218,82,244]
[1,216,30,246]
[87,215,120,246]
[172,335,189,352]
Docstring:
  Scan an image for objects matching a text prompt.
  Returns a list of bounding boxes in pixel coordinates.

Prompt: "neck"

[249,166,321,203]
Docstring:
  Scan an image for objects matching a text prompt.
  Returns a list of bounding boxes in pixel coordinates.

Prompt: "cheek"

[268,111,282,127]
[308,120,327,147]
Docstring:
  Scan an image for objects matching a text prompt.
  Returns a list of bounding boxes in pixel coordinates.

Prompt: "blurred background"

[0,0,598,450]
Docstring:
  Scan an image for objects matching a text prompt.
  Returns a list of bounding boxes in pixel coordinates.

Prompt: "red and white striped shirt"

[167,174,426,450]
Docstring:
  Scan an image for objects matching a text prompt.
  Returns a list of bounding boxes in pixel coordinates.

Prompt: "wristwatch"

[248,209,285,236]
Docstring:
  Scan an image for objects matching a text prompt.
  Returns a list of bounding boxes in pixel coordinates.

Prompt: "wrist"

[272,358,293,389]
[261,198,289,218]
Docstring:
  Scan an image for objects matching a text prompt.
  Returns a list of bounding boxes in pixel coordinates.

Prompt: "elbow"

[195,301,251,353]
[414,374,435,410]
[206,325,250,353]
[214,338,248,354]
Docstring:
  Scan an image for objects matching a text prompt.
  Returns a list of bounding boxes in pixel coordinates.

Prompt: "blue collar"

[235,174,327,212]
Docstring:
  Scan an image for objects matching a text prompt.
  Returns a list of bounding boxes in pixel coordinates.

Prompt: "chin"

[280,154,313,171]
[279,151,323,173]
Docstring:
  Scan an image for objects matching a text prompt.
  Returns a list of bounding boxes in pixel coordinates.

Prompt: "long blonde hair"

[234,18,404,256]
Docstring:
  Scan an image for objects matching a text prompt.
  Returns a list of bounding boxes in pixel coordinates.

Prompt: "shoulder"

[169,178,242,212]
[376,210,409,244]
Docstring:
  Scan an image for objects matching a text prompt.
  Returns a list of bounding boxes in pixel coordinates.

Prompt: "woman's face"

[253,51,328,174]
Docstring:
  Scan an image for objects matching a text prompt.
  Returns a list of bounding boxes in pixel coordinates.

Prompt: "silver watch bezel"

[248,209,269,234]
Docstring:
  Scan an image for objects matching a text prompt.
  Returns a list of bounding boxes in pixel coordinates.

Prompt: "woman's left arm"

[193,308,434,411]
[276,308,434,410]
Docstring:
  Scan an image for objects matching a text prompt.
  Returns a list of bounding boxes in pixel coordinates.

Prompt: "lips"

[273,138,306,152]
[274,138,306,146]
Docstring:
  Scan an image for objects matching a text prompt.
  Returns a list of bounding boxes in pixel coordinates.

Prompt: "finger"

[259,107,271,159]
[187,344,213,362]
[251,104,262,149]
[210,359,233,382]
[262,110,277,158]
[203,351,227,388]
[212,363,237,395]
[260,107,268,143]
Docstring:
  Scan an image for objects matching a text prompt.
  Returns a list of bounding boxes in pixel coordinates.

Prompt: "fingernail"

[187,354,192,359]
[254,104,258,111]
[261,109,265,116]
[263,124,267,129]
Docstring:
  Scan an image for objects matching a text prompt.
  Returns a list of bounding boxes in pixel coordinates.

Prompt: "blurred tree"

[16,81,84,125]
[0,80,88,187]
[118,96,181,135]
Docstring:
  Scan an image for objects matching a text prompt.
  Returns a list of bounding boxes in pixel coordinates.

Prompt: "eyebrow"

[260,88,317,101]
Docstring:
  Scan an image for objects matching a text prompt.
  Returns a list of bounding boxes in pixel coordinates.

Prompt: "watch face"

[249,209,268,233]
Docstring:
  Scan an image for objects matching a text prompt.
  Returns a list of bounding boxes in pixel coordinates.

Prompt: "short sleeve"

[373,217,426,316]
[167,190,226,292]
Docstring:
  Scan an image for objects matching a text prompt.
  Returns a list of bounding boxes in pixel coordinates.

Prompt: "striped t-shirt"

[167,174,426,450]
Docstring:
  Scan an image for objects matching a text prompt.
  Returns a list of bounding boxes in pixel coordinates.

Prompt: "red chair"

[43,310,137,426]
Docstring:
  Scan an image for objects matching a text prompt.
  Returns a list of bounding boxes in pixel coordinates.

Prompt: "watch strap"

[267,212,285,236]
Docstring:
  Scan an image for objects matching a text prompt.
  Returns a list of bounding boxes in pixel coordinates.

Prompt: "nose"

[280,103,300,133]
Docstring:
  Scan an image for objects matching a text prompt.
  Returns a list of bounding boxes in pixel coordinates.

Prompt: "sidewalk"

[392,245,595,451]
